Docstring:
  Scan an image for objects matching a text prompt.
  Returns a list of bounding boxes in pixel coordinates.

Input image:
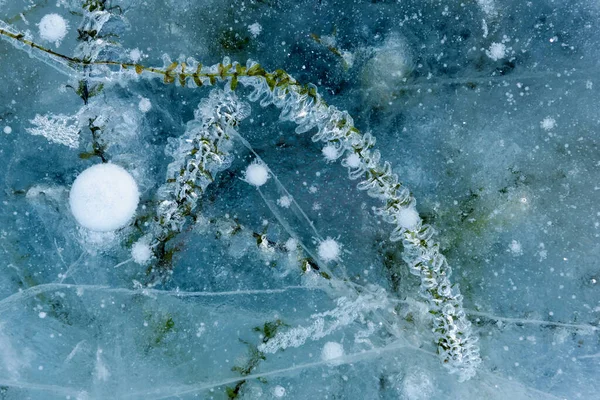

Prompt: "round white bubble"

[69,164,139,232]
[321,341,344,365]
[272,385,286,397]
[244,162,269,187]
[38,14,68,45]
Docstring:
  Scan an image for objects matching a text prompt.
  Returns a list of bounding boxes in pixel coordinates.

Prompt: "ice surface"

[1,0,599,399]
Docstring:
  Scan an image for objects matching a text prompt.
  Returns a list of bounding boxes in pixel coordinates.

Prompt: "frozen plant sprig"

[0,26,481,380]
[141,89,250,277]
[231,62,481,381]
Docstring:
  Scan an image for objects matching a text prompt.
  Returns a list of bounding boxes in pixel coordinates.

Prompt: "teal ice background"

[0,0,599,399]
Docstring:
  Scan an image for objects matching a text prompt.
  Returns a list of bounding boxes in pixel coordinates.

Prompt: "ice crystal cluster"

[0,1,599,399]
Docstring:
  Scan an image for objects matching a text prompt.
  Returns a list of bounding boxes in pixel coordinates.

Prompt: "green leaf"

[246,64,265,76]
[164,73,175,84]
[192,74,203,87]
[88,83,104,98]
[166,61,178,72]
[225,387,238,399]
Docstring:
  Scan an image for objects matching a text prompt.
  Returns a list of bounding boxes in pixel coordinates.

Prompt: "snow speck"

[38,14,68,46]
[318,237,341,263]
[540,117,556,131]
[508,240,523,256]
[277,195,292,208]
[321,341,344,364]
[486,42,506,61]
[284,238,298,252]
[3,126,11,134]
[69,164,140,232]
[131,240,152,265]
[273,385,286,397]
[244,162,269,187]
[344,153,361,169]
[248,22,262,38]
[397,206,420,230]
[138,97,152,113]
[129,48,142,62]
[477,0,497,16]
[322,144,339,162]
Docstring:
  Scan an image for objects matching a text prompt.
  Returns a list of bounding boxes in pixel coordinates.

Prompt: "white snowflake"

[540,117,556,131]
[486,42,506,61]
[248,22,262,38]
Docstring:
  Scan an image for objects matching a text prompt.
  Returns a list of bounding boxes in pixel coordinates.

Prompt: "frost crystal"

[258,289,389,354]
[27,113,80,148]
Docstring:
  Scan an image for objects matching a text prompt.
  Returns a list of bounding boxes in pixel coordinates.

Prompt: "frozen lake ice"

[0,0,599,399]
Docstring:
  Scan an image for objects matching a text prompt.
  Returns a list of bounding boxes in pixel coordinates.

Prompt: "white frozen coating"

[244,162,269,187]
[69,164,140,232]
[38,14,68,46]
